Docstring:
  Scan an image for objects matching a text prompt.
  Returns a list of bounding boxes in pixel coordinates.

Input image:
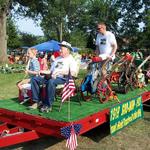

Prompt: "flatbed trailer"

[0,85,149,148]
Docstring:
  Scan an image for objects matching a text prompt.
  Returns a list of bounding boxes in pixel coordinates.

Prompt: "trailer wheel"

[97,78,112,103]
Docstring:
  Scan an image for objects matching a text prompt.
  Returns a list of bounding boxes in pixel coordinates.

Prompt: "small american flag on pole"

[61,124,82,150]
[61,71,76,102]
[66,125,77,150]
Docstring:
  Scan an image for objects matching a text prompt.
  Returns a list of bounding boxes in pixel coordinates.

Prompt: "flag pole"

[68,97,71,121]
[68,66,71,122]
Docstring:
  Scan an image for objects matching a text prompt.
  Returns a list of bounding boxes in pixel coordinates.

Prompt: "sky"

[16,18,44,36]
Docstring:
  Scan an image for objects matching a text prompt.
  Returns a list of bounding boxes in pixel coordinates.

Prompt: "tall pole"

[60,22,62,41]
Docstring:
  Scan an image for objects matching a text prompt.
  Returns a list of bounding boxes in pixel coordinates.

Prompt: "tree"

[138,1,150,49]
[19,32,41,47]
[78,0,120,49]
[70,29,87,48]
[7,17,21,49]
[30,0,86,41]
[1,0,149,64]
[7,0,120,52]
[116,0,144,50]
[0,0,11,63]
[0,0,45,63]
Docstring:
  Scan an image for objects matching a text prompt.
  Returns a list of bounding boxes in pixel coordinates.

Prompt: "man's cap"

[59,41,72,50]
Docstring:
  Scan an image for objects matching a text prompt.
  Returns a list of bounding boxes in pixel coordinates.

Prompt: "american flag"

[61,124,82,150]
[61,72,76,102]
[66,126,77,150]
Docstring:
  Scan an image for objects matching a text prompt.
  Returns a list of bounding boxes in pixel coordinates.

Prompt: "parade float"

[0,54,149,149]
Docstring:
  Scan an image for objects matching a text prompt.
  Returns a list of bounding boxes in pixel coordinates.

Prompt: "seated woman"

[17,48,40,104]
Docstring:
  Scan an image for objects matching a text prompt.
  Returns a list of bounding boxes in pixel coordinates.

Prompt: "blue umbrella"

[32,40,60,52]
[72,47,79,52]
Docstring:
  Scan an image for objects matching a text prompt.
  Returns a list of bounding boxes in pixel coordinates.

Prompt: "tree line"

[0,0,149,63]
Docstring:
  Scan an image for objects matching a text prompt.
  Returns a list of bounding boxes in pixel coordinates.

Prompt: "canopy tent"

[32,40,60,52]
[72,47,79,52]
[32,40,79,52]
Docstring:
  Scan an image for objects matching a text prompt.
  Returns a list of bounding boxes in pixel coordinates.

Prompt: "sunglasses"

[97,27,102,30]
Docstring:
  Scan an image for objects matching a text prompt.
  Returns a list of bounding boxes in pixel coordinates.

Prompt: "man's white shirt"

[50,54,78,78]
[96,31,117,59]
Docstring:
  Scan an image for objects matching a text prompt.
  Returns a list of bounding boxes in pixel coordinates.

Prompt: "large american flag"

[61,72,76,102]
[61,124,82,150]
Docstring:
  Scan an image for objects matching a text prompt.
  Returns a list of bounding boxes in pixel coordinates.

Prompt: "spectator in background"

[53,51,60,58]
[50,51,60,63]
[8,52,15,64]
[38,52,48,71]
[135,49,143,60]
[81,53,86,62]
[22,53,28,64]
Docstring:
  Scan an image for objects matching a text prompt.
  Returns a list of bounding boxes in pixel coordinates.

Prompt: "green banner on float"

[110,96,143,135]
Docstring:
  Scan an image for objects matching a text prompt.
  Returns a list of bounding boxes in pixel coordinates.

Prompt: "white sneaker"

[40,105,52,113]
[28,103,38,109]
[20,97,30,105]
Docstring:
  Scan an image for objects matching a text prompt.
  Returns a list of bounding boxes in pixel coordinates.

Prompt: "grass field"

[0,72,150,150]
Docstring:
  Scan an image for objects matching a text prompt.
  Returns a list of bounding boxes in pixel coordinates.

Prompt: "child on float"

[17,48,40,104]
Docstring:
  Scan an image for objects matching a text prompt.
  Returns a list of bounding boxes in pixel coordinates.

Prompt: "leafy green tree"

[19,32,39,47]
[84,0,119,32]
[0,0,149,64]
[78,0,120,50]
[0,0,46,63]
[7,17,21,49]
[116,0,144,50]
[12,0,120,47]
[33,0,86,41]
[138,1,150,50]
[10,0,88,45]
[70,29,87,48]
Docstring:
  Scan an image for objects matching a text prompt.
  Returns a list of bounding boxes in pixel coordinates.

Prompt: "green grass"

[0,73,24,99]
